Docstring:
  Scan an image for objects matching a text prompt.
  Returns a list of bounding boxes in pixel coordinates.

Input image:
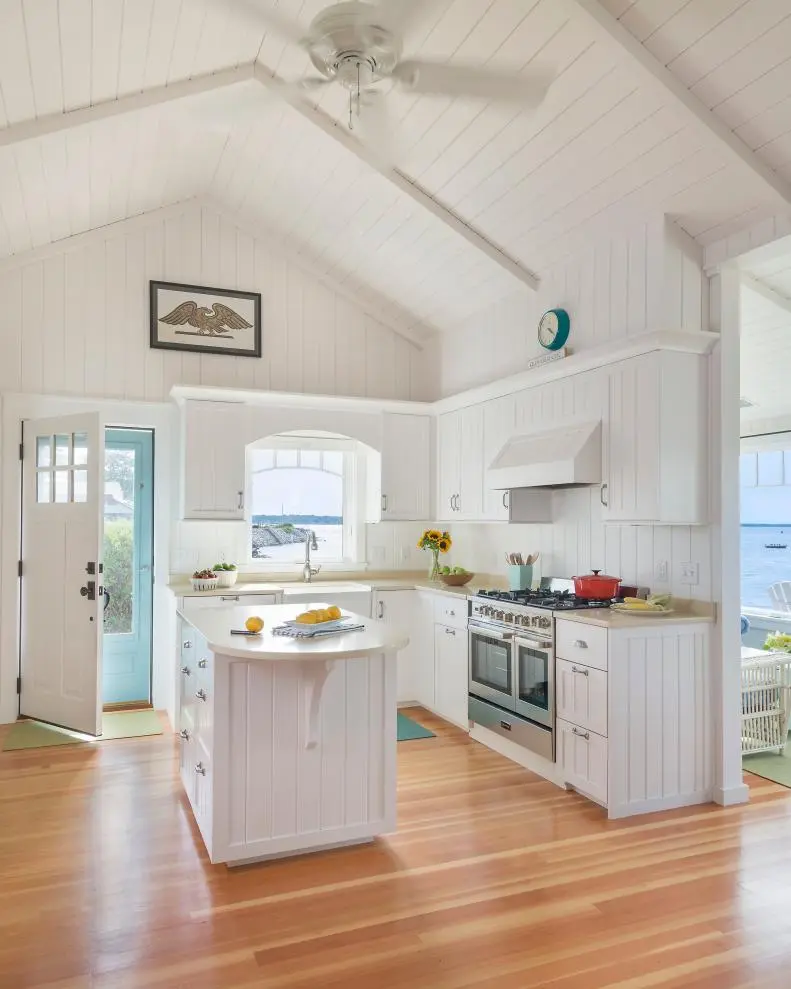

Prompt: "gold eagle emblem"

[159,300,253,337]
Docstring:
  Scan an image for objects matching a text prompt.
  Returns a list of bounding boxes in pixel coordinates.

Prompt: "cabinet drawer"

[555,620,608,671]
[433,594,469,630]
[556,659,608,737]
[557,718,608,806]
[184,593,279,608]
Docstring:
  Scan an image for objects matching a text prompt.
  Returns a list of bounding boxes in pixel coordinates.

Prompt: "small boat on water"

[765,543,788,549]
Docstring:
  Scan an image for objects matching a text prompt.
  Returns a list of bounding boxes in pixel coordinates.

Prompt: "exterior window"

[249,444,357,564]
[35,432,88,504]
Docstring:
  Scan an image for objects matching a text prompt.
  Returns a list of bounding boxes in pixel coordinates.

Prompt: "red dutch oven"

[572,569,622,599]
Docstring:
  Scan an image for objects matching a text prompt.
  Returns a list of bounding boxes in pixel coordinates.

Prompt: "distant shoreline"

[742,523,791,528]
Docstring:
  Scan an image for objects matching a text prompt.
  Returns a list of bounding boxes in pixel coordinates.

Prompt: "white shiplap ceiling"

[741,255,791,425]
[1,0,791,335]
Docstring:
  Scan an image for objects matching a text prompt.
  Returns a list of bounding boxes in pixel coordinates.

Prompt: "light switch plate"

[655,560,669,582]
[680,562,699,585]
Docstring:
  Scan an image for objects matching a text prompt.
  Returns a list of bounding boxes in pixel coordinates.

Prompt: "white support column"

[711,266,749,806]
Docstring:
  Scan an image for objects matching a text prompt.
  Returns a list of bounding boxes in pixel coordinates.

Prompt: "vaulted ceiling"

[1,0,791,336]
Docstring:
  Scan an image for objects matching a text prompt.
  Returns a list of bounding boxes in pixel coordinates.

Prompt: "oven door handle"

[468,621,516,641]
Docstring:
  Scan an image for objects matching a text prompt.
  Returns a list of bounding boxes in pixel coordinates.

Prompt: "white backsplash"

[171,487,711,602]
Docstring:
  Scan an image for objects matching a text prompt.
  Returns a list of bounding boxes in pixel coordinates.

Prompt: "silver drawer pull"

[196,689,207,701]
[573,640,588,649]
[448,610,456,617]
[221,595,240,601]
[182,640,192,649]
[180,666,191,676]
[195,762,206,776]
[445,628,456,636]
[571,727,590,740]
[198,659,208,669]
[179,728,190,740]
[571,666,589,677]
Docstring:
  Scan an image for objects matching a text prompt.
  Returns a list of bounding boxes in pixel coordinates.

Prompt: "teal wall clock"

[537,308,570,351]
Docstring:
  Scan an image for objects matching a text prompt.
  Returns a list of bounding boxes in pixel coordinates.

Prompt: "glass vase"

[428,547,441,581]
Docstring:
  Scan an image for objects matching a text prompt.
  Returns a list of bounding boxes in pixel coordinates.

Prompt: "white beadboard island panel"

[607,623,712,819]
[0,202,430,403]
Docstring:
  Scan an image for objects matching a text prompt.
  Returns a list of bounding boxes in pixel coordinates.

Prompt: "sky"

[741,451,791,524]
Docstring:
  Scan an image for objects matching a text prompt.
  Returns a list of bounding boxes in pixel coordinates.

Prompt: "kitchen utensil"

[526,552,540,566]
[439,572,474,587]
[507,565,533,591]
[571,569,622,599]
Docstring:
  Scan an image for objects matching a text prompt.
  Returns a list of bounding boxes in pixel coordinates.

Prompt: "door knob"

[79,581,96,601]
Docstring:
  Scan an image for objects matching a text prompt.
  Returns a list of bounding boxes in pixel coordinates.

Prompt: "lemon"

[315,608,331,623]
[327,605,341,620]
[245,615,264,633]
[295,611,319,625]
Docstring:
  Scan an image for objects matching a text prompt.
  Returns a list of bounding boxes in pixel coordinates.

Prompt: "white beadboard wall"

[441,217,705,395]
[0,202,431,403]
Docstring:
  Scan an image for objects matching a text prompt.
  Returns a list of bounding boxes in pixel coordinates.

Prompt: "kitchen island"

[177,603,407,866]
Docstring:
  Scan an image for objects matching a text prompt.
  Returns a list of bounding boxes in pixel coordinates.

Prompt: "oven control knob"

[495,610,504,620]
[504,612,513,622]
[540,617,551,629]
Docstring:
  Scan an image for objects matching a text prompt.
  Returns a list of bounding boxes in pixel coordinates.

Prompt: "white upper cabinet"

[380,414,430,521]
[437,410,461,520]
[602,351,708,524]
[437,406,483,521]
[182,401,248,521]
[482,394,515,521]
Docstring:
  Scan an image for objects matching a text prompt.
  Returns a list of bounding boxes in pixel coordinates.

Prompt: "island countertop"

[178,602,408,660]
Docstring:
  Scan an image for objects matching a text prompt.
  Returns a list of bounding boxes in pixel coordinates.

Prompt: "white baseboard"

[470,723,567,789]
[714,782,750,806]
[607,789,713,819]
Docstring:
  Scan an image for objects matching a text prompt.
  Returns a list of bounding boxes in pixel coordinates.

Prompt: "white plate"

[611,605,675,618]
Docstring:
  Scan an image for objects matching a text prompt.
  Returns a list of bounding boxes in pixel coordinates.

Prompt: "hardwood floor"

[1,708,791,989]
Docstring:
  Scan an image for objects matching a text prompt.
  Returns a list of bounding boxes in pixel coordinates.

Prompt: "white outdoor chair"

[769,582,791,612]
[741,652,791,755]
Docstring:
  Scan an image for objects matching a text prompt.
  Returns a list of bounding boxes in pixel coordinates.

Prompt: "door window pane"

[54,470,70,503]
[73,432,88,466]
[73,469,88,503]
[54,434,70,467]
[36,471,52,503]
[36,436,52,467]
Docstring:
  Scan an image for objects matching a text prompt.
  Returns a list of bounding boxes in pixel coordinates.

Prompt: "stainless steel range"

[467,579,619,761]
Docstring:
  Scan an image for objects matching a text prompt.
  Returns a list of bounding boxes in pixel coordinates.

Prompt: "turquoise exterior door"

[102,428,154,705]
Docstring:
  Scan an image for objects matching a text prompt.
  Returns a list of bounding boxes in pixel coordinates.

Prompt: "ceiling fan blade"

[373,0,443,36]
[225,0,307,47]
[357,92,399,167]
[393,60,551,108]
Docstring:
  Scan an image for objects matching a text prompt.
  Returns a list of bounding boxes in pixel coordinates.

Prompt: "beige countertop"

[556,606,715,628]
[169,573,486,600]
[178,603,408,661]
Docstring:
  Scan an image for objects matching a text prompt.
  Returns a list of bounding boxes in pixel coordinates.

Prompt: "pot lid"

[574,569,620,581]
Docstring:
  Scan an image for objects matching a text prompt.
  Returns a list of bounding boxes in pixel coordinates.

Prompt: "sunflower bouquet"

[418,529,452,580]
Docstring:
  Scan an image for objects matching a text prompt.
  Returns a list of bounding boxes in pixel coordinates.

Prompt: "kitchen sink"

[281,582,373,616]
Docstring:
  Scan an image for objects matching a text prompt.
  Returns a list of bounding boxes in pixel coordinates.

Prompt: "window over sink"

[247,435,364,566]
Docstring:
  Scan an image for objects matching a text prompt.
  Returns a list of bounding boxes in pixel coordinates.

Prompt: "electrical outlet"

[655,560,668,582]
[398,545,409,563]
[680,562,699,585]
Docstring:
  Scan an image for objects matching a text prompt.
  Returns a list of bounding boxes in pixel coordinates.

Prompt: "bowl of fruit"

[213,562,238,587]
[439,566,474,587]
[191,568,218,592]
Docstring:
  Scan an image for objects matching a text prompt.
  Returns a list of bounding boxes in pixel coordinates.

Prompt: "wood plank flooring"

[1,708,791,989]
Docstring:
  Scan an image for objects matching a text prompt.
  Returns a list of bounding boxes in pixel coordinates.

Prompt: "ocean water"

[741,525,791,608]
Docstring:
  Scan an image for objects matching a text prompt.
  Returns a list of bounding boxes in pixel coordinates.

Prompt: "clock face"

[537,308,570,351]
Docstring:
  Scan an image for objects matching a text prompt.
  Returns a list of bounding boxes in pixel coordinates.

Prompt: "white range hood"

[488,421,602,490]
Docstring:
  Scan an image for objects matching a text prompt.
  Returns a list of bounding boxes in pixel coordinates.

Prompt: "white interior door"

[20,413,105,735]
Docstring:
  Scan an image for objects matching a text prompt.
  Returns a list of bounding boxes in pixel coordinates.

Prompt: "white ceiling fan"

[227,0,552,149]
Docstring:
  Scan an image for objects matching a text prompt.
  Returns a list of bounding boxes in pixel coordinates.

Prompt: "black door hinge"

[16,676,21,695]
[18,442,23,461]
[17,560,22,578]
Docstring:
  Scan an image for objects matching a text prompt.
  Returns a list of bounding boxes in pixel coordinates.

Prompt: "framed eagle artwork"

[149,280,262,358]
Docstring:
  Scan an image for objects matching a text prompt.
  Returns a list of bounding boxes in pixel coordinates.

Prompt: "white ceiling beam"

[741,273,791,319]
[0,64,256,149]
[570,0,791,211]
[251,64,540,295]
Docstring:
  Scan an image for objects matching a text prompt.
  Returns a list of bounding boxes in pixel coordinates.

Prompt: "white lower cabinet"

[557,719,608,806]
[556,658,608,737]
[373,589,420,704]
[433,623,469,729]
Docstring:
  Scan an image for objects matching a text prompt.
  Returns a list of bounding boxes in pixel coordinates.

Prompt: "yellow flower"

[427,529,441,542]
[438,538,450,553]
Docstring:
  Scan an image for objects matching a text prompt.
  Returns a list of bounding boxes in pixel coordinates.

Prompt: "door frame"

[0,393,175,727]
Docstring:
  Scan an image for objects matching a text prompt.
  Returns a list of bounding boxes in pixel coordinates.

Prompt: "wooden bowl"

[439,573,474,587]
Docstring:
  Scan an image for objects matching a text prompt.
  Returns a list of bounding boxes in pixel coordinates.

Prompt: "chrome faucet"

[302,530,321,582]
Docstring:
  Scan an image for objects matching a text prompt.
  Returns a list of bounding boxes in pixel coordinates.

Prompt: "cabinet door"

[179,720,196,805]
[183,401,247,520]
[556,659,608,737]
[433,624,469,729]
[457,405,484,520]
[374,590,417,704]
[482,395,515,521]
[557,718,608,805]
[436,412,461,521]
[381,414,430,521]
[412,595,435,711]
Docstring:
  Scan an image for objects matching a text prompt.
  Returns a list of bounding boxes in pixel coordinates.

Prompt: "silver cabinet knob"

[445,628,456,636]
[182,640,192,649]
[179,728,190,740]
[571,666,589,677]
[573,640,588,649]
[448,610,455,617]
[198,659,208,669]
[180,666,191,676]
[571,727,590,740]
[195,762,206,776]
[196,689,207,701]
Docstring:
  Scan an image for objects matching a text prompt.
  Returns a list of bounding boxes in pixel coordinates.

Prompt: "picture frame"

[149,280,262,358]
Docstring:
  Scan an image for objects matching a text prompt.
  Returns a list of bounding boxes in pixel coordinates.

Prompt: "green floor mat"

[743,731,791,788]
[2,710,163,752]
[397,712,435,741]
